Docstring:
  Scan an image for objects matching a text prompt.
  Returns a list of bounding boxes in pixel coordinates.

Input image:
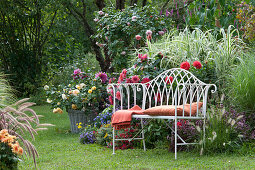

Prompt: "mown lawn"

[18,105,255,169]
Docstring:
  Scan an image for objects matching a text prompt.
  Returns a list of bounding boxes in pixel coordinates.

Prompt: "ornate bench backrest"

[108,68,217,117]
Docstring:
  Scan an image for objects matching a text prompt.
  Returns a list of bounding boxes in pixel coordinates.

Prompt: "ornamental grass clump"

[0,98,54,168]
[198,96,247,154]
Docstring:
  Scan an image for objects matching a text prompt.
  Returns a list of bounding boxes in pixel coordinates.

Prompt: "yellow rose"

[88,89,92,94]
[72,104,78,110]
[68,84,71,87]
[57,102,61,105]
[92,86,96,90]
[93,79,97,81]
[57,108,63,114]
[53,108,63,114]
[76,85,81,90]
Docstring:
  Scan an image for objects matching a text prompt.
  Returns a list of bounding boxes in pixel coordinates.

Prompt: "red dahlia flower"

[193,61,202,69]
[132,75,140,83]
[180,61,190,70]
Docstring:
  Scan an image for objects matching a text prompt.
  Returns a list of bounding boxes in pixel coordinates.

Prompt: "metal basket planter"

[67,109,97,133]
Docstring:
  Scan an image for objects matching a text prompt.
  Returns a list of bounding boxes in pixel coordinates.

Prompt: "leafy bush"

[45,68,108,115]
[93,5,173,71]
[95,123,112,146]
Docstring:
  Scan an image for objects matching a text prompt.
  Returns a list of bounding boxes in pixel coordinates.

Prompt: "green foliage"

[186,0,239,29]
[199,104,243,154]
[144,119,170,149]
[0,0,58,97]
[45,68,108,115]
[93,5,173,71]
[95,123,112,146]
[227,52,255,112]
[0,142,18,170]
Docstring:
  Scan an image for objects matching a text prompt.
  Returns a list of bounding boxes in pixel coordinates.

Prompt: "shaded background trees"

[0,0,254,97]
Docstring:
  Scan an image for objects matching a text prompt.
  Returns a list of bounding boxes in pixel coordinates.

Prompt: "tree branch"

[41,10,57,46]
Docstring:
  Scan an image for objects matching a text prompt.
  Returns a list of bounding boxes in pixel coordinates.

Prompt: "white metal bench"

[108,68,217,159]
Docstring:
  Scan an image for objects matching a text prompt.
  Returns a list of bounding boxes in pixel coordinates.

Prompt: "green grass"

[18,105,255,169]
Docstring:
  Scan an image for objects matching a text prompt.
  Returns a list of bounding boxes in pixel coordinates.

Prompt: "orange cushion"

[144,102,203,116]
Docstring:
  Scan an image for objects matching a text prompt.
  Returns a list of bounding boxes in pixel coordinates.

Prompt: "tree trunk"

[116,0,125,10]
[142,0,147,7]
[130,0,138,6]
[63,1,112,72]
[95,0,105,10]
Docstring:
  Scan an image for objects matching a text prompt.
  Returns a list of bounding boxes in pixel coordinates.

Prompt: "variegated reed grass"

[135,26,246,87]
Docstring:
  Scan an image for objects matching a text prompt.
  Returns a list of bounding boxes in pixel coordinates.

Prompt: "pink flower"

[116,91,121,100]
[94,18,99,22]
[193,61,202,69]
[141,54,147,62]
[165,76,173,84]
[166,9,170,17]
[158,31,164,35]
[135,35,142,40]
[146,30,152,35]
[95,72,108,83]
[109,96,113,105]
[141,77,151,84]
[127,22,131,26]
[121,51,126,55]
[98,11,104,16]
[180,61,190,70]
[73,69,81,75]
[177,122,182,127]
[119,73,124,82]
[122,69,127,75]
[126,78,132,83]
[132,75,140,83]
[147,34,152,41]
[138,54,143,59]
[141,78,151,87]
[132,16,137,21]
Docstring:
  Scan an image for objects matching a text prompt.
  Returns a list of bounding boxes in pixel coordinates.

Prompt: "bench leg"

[175,118,177,160]
[112,127,115,155]
[140,118,146,151]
